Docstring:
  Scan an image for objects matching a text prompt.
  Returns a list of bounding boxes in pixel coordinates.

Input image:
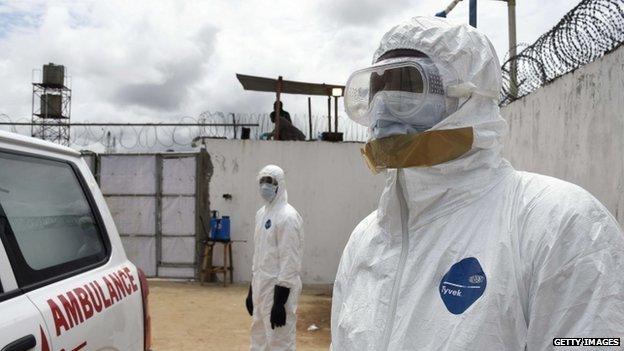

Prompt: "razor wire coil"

[0,112,368,152]
[500,0,624,105]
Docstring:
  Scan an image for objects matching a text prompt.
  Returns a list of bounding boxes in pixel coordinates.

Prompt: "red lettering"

[94,280,112,308]
[40,326,50,351]
[47,299,70,336]
[58,292,84,328]
[86,282,103,312]
[73,287,94,321]
[109,273,127,298]
[124,267,139,292]
[117,270,133,295]
[103,276,119,304]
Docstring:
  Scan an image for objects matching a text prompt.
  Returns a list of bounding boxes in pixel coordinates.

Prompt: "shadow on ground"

[149,280,332,351]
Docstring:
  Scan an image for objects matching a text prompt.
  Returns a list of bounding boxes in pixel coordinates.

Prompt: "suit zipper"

[382,169,410,351]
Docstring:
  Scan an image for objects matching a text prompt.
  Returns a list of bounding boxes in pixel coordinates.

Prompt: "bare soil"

[149,280,332,351]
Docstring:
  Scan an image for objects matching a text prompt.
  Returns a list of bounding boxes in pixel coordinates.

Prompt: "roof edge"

[0,130,80,157]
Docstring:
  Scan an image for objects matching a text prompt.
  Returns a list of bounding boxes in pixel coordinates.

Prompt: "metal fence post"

[507,0,518,99]
[469,0,477,28]
[155,154,163,273]
[194,148,213,280]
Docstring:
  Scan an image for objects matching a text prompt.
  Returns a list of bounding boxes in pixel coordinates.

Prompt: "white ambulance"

[0,130,151,351]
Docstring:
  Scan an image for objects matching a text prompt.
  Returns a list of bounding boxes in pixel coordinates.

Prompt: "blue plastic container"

[217,216,231,242]
[209,212,231,242]
[209,212,220,239]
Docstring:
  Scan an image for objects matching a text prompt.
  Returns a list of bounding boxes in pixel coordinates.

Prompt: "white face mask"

[369,93,447,139]
[259,183,278,202]
[383,91,426,116]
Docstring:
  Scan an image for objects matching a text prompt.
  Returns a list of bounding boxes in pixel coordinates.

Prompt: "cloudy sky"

[0,0,579,124]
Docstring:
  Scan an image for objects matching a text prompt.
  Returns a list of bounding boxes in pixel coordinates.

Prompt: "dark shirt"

[271,115,306,141]
[269,110,293,124]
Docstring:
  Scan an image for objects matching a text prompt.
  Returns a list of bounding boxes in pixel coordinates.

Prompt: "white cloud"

[0,0,580,126]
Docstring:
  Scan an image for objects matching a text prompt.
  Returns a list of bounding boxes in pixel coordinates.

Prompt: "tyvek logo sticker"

[265,219,272,229]
[439,257,487,314]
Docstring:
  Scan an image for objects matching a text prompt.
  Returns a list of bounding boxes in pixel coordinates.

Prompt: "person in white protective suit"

[331,16,624,350]
[246,164,304,351]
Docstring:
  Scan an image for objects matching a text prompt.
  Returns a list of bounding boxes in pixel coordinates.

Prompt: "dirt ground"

[149,280,332,351]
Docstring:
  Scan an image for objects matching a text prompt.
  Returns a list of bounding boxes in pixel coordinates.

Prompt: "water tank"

[42,63,65,87]
[40,94,63,118]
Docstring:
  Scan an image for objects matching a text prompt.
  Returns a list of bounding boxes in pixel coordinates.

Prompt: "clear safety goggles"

[345,58,457,127]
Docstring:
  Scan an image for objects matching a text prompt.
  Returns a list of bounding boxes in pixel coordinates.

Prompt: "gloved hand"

[245,284,253,316]
[270,285,290,329]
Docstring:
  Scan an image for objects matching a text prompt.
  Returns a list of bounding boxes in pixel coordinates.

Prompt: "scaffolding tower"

[31,63,72,145]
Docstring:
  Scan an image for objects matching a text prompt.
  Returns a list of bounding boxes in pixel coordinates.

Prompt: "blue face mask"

[259,183,278,202]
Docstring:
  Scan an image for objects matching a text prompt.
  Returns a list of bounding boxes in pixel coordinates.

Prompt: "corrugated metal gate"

[83,151,211,278]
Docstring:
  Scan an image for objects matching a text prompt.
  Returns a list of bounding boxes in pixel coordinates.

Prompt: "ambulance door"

[0,230,50,351]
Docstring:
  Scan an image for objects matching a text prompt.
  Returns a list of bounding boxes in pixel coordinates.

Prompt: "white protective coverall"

[251,165,304,351]
[331,17,624,350]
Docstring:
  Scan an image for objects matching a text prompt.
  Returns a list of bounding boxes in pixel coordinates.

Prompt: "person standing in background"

[246,165,304,351]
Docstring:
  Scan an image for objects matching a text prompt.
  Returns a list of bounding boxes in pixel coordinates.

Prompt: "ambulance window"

[0,151,109,288]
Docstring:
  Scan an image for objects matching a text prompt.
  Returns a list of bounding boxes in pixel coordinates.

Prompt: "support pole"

[30,84,35,137]
[327,96,332,133]
[469,0,477,27]
[274,76,283,140]
[155,155,163,269]
[334,96,339,133]
[508,0,518,98]
[435,0,462,17]
[308,97,313,140]
[231,113,237,139]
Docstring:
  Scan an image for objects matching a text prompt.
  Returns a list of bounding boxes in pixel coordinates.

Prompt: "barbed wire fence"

[0,112,368,152]
[202,111,368,142]
[500,0,624,105]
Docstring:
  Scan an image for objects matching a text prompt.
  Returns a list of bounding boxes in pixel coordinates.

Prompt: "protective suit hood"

[373,17,501,100]
[372,16,511,228]
[373,16,506,165]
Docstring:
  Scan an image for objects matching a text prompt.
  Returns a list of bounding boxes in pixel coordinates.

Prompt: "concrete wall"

[501,45,624,223]
[203,140,386,284]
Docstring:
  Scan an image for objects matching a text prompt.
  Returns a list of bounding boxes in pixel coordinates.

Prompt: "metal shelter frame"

[236,74,345,140]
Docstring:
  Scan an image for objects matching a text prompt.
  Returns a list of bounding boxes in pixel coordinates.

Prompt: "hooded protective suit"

[331,17,624,350]
[251,165,304,351]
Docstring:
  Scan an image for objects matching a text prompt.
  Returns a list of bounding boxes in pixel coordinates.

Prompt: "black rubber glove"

[245,284,253,316]
[270,285,290,329]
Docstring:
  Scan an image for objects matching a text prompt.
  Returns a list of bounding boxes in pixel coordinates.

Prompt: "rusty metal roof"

[236,74,344,96]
